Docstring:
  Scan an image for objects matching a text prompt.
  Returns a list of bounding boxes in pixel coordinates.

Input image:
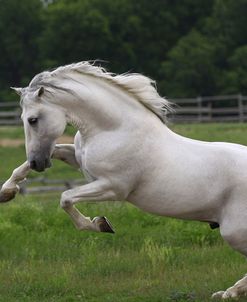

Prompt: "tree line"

[1,0,247,101]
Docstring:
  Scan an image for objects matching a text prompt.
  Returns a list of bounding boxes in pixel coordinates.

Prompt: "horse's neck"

[55,75,157,138]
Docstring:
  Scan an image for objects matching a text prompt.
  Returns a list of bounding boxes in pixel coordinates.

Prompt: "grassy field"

[1,124,247,301]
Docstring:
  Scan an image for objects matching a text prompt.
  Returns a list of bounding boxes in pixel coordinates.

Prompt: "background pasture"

[0,124,247,301]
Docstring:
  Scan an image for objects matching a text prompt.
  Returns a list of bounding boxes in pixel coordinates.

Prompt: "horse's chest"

[74,132,95,182]
[75,145,85,169]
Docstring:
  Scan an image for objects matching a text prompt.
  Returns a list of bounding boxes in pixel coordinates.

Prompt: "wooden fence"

[169,94,247,123]
[0,102,21,125]
[1,95,247,124]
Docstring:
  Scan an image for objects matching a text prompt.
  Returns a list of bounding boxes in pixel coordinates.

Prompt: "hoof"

[93,216,115,233]
[0,187,19,203]
[0,191,16,203]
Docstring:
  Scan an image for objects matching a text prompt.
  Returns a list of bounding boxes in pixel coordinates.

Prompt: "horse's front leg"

[0,161,30,202]
[51,144,79,169]
[0,144,78,203]
[60,180,118,233]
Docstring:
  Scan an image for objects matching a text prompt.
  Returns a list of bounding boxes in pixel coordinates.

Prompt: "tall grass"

[0,196,245,301]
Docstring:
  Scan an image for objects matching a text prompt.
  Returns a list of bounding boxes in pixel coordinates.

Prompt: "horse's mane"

[29,61,172,122]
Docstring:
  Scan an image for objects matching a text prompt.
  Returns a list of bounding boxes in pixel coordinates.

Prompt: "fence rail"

[1,95,247,124]
[0,102,21,125]
[169,94,247,123]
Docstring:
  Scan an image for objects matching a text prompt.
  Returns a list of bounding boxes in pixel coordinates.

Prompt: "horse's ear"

[34,86,45,99]
[10,87,23,96]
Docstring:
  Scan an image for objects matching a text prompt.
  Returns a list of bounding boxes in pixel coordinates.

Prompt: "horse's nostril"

[30,160,37,170]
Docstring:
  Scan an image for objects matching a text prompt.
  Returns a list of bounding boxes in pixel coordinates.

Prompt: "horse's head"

[12,86,67,172]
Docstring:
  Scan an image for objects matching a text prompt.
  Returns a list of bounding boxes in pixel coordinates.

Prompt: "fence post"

[197,96,202,122]
[238,94,244,122]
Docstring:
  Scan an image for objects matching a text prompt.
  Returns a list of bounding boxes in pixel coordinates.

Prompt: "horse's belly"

[128,194,221,221]
[127,175,228,222]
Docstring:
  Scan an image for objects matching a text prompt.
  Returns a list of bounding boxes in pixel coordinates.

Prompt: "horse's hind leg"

[60,180,117,233]
[212,210,247,300]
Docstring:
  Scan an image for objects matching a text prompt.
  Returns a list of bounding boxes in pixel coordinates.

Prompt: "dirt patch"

[0,135,74,147]
[0,139,24,147]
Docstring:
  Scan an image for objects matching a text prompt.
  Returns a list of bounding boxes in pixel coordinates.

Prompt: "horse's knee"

[60,191,72,209]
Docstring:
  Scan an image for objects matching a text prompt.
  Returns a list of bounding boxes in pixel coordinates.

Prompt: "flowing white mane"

[29,61,172,122]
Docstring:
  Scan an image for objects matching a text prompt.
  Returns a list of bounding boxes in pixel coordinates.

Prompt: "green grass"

[0,126,24,139]
[0,197,246,302]
[171,123,247,145]
[1,123,247,301]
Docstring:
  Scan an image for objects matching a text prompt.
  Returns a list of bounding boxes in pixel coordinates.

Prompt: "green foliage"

[0,0,42,100]
[221,46,247,94]
[0,0,216,101]
[40,0,112,68]
[1,0,247,99]
[159,30,219,97]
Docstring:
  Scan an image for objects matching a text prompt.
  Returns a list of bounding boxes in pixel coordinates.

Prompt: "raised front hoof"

[0,190,17,203]
[93,216,115,233]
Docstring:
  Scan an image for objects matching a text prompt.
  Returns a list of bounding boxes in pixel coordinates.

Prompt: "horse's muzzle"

[29,157,52,172]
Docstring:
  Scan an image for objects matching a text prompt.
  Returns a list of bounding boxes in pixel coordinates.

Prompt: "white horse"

[1,62,247,299]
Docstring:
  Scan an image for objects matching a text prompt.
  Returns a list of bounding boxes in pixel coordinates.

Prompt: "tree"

[221,46,247,94]
[159,30,219,97]
[204,0,247,50]
[2,0,247,100]
[40,0,112,69]
[40,0,215,77]
[0,0,43,101]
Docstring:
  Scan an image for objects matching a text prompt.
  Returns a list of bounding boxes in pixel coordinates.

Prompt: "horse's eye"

[28,117,38,125]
